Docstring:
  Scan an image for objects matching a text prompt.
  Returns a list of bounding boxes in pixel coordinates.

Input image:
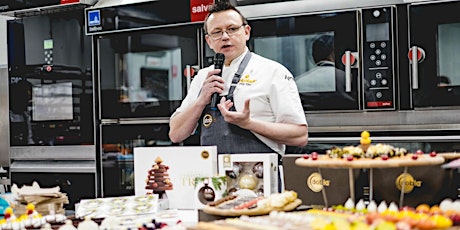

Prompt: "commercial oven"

[6,8,97,209]
[86,0,203,197]
[246,6,397,112]
[406,0,460,108]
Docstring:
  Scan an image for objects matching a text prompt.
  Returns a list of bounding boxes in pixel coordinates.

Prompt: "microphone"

[211,53,225,110]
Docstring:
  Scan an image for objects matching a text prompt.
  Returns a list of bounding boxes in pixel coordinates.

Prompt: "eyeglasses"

[207,25,245,40]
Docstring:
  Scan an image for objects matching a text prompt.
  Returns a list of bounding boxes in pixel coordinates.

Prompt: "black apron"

[200,52,273,154]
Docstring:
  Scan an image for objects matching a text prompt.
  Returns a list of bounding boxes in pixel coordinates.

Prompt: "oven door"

[247,10,360,112]
[9,68,94,148]
[97,23,201,119]
[408,1,460,108]
[246,6,398,112]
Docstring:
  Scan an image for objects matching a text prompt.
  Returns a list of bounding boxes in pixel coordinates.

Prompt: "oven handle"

[409,46,425,90]
[343,51,358,92]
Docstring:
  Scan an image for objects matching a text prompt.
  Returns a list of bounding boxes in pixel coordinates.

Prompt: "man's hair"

[203,1,248,34]
[312,34,334,64]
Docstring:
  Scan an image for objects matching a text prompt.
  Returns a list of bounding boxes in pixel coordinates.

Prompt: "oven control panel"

[362,7,395,110]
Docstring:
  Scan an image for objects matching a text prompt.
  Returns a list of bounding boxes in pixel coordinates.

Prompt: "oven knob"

[376,92,383,98]
[375,60,381,66]
[376,73,382,79]
[370,43,376,49]
[370,55,376,61]
[375,49,381,55]
[381,79,388,85]
[381,54,387,60]
[370,79,377,86]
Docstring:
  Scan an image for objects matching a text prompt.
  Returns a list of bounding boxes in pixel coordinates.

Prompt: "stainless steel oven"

[7,8,97,208]
[407,0,460,108]
[241,2,398,112]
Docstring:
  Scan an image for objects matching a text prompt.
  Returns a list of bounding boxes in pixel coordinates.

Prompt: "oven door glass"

[98,23,200,119]
[9,70,94,146]
[248,11,360,111]
[7,9,94,147]
[409,1,460,107]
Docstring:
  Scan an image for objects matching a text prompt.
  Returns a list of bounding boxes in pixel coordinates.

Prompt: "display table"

[295,154,445,207]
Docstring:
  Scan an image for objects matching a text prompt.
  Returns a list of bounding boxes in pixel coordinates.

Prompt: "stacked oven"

[3,1,97,209]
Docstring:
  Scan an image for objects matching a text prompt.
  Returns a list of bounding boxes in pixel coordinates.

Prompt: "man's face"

[205,10,250,65]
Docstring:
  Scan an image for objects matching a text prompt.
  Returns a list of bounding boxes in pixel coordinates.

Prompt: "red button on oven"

[341,53,357,65]
[407,47,425,63]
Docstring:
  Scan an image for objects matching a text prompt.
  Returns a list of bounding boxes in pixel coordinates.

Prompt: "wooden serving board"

[295,154,445,169]
[202,199,302,217]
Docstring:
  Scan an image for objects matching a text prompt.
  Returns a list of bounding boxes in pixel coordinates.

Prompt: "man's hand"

[198,69,224,105]
[217,97,251,129]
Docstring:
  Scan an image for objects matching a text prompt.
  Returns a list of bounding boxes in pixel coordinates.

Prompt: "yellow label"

[395,173,422,193]
[307,172,330,193]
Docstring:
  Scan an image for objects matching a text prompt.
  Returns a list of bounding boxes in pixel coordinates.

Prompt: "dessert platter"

[295,131,445,169]
[202,190,301,216]
[191,197,460,230]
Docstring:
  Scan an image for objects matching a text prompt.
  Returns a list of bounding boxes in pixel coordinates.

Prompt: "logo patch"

[202,113,214,128]
[238,75,256,85]
[88,10,101,26]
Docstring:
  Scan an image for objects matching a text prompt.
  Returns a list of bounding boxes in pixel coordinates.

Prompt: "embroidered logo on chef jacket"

[203,113,214,128]
[284,75,294,81]
[238,75,256,86]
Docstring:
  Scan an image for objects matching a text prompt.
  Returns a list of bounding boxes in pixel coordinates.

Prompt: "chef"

[169,2,308,161]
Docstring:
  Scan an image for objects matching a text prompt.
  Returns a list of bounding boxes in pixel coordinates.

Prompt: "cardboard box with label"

[134,146,218,209]
[218,153,278,197]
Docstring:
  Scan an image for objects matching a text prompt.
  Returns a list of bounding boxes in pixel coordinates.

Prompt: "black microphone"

[211,53,225,110]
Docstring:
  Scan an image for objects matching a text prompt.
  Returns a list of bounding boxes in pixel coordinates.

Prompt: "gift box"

[134,146,218,209]
[218,153,279,197]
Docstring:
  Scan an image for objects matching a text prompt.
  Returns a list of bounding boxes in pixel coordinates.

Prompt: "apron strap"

[227,51,252,103]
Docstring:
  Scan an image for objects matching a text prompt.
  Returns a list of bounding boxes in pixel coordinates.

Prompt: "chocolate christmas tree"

[145,156,173,198]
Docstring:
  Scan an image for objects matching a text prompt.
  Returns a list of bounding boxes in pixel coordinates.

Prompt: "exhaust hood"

[0,0,97,17]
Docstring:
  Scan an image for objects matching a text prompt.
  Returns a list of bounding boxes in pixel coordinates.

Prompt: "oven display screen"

[366,23,389,42]
[32,82,73,121]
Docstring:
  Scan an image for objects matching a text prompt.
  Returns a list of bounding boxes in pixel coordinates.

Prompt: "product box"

[218,153,278,197]
[134,146,218,209]
[194,176,227,209]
